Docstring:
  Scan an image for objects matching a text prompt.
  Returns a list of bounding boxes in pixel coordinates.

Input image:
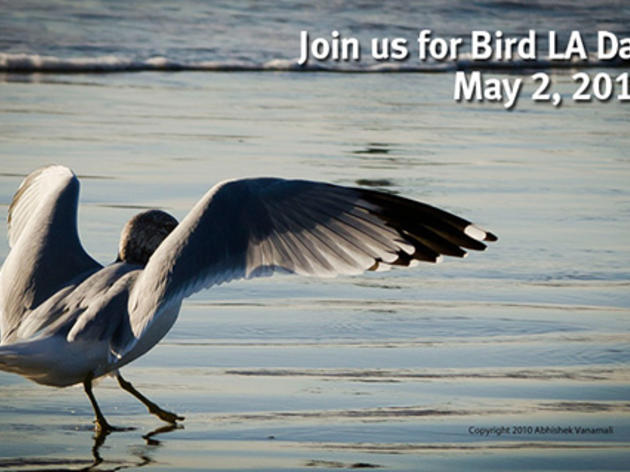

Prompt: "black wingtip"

[484,232,498,242]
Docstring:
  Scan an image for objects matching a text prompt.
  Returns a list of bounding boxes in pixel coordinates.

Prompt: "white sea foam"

[0,52,626,74]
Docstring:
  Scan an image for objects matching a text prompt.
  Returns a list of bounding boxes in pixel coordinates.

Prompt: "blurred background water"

[0,1,629,471]
[1,0,630,71]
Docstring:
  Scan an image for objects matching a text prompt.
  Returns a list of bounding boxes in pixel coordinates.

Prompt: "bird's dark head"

[117,210,178,266]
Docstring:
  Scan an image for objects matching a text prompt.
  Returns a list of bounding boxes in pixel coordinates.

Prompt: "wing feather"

[0,165,101,343]
[127,178,497,342]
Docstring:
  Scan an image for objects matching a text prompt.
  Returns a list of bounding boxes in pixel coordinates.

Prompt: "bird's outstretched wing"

[0,165,101,343]
[127,178,496,340]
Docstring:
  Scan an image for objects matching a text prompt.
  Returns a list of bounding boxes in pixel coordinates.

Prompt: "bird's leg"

[116,371,184,424]
[83,372,118,434]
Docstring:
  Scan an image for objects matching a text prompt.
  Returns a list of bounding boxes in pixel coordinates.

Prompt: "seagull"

[0,165,497,434]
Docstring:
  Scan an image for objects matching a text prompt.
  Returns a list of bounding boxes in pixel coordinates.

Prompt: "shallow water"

[2,0,630,72]
[0,69,629,471]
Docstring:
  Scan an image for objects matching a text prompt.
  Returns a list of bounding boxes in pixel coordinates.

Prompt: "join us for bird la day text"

[298,29,630,109]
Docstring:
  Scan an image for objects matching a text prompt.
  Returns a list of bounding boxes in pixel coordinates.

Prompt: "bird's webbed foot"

[147,405,185,424]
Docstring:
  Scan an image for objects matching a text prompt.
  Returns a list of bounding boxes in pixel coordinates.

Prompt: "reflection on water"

[0,424,181,472]
[354,178,395,188]
[352,143,393,155]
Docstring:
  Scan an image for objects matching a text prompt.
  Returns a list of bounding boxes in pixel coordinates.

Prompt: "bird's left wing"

[127,178,496,342]
[0,166,101,343]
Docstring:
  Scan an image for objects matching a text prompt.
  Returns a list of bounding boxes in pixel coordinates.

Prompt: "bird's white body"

[0,262,181,387]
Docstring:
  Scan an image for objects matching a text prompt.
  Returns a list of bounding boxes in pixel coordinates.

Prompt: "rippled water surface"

[0,69,628,471]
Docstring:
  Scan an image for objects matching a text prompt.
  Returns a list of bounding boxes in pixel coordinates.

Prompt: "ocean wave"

[1,53,628,74]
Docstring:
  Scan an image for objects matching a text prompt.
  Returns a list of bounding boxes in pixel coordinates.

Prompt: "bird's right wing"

[0,165,101,343]
[126,178,496,345]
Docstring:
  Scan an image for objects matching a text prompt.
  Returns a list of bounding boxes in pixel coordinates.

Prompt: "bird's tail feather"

[0,339,86,387]
[0,343,31,376]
